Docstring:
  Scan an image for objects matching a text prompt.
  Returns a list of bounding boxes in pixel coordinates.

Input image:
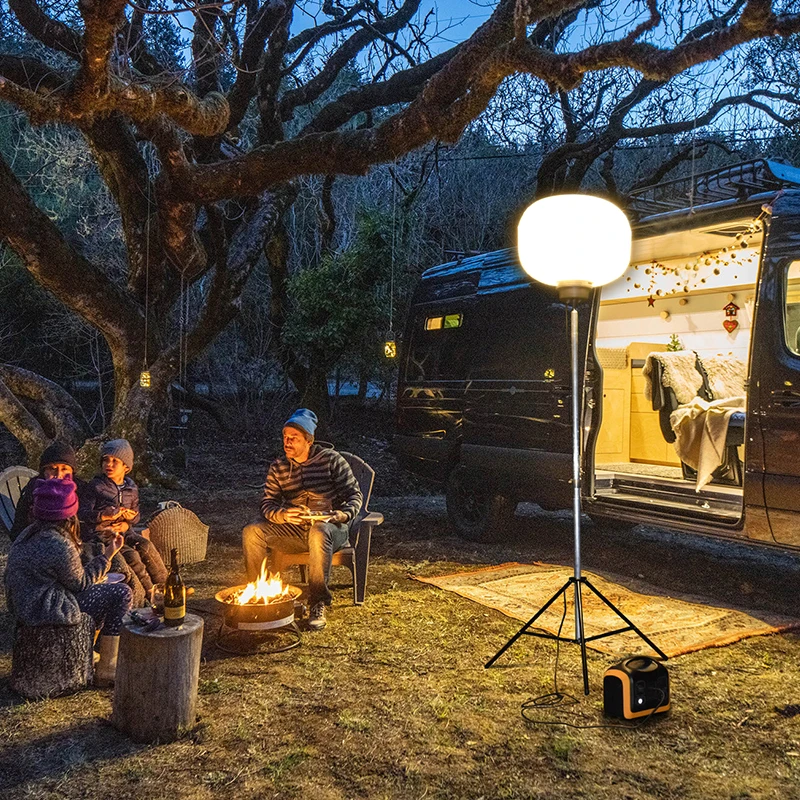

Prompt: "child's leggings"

[76,583,132,636]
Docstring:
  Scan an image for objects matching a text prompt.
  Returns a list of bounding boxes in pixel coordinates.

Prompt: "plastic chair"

[0,465,37,533]
[269,452,384,605]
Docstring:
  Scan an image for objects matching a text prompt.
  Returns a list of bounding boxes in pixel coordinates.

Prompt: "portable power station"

[603,657,670,720]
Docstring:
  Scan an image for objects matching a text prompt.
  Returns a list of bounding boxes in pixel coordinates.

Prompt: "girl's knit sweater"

[5,525,110,626]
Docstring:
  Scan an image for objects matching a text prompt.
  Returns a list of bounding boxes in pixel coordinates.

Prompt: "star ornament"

[647,295,656,307]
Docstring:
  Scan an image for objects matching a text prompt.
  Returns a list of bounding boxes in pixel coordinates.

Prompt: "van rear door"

[460,260,590,506]
[750,194,800,546]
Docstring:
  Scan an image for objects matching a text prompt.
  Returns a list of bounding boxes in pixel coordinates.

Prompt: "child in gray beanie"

[79,439,167,603]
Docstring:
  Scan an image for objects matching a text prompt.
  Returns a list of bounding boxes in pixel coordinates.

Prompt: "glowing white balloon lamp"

[486,194,665,693]
[517,194,632,301]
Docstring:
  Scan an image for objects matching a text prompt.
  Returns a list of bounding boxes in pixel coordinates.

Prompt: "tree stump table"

[112,614,203,743]
[10,613,95,699]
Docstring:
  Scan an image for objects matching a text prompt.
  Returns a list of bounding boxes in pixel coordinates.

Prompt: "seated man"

[242,409,363,630]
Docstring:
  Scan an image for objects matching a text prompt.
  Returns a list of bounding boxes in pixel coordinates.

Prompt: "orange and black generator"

[603,657,670,720]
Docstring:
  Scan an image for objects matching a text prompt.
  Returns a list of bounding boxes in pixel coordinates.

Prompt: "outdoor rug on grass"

[414,562,800,658]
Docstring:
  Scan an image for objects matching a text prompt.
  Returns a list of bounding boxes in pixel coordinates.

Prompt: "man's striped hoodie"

[260,442,363,524]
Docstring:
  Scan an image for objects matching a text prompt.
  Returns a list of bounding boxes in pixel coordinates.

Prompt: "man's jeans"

[242,519,349,606]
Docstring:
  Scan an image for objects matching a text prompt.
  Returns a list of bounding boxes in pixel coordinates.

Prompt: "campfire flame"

[233,559,290,605]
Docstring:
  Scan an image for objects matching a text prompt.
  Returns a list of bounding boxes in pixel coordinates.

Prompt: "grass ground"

[2,415,800,799]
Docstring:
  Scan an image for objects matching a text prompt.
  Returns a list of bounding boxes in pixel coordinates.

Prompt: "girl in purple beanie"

[4,478,133,687]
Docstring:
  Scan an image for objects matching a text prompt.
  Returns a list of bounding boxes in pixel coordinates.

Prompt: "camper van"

[394,159,800,549]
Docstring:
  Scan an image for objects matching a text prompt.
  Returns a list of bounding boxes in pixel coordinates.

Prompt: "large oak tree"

[0,0,799,474]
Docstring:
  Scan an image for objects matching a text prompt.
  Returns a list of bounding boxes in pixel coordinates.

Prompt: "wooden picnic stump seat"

[112,613,204,743]
[11,613,95,699]
[0,465,37,533]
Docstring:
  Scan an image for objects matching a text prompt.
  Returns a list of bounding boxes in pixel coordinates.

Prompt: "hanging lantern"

[139,370,151,389]
[384,334,397,359]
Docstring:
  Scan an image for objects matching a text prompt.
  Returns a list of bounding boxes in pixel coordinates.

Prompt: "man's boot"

[94,635,120,687]
[308,602,327,630]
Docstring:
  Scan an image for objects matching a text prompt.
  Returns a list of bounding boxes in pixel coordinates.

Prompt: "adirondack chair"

[269,451,384,605]
[0,466,37,533]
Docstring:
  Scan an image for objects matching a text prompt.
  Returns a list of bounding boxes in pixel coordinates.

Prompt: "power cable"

[520,593,668,731]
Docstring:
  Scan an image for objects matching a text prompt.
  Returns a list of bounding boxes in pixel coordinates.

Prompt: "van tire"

[445,467,516,542]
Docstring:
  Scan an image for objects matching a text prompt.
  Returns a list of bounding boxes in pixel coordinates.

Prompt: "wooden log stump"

[10,613,94,699]
[112,614,203,743]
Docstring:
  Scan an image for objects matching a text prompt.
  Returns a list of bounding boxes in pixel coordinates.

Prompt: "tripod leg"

[583,577,668,660]
[485,579,573,668]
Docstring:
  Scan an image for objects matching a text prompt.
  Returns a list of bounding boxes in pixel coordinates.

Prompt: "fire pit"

[215,563,303,654]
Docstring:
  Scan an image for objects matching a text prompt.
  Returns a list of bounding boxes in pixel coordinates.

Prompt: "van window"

[425,313,463,331]
[408,310,468,381]
[784,260,800,354]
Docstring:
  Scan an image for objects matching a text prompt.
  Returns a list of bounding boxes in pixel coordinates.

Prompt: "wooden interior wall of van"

[596,286,755,362]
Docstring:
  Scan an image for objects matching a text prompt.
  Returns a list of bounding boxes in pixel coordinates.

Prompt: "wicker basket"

[147,501,209,564]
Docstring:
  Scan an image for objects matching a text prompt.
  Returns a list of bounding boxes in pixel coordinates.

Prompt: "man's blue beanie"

[284,408,318,438]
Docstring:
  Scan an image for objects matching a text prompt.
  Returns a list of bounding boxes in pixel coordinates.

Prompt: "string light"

[625,214,764,299]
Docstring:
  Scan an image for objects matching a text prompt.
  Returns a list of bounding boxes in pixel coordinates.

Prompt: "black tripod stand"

[484,298,667,694]
[485,574,668,694]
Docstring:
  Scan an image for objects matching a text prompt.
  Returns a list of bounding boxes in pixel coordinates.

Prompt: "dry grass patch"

[2,498,800,799]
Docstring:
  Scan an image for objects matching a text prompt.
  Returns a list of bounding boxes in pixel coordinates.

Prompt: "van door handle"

[771,390,800,408]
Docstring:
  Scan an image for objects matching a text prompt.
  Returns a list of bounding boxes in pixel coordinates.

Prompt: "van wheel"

[445,468,516,542]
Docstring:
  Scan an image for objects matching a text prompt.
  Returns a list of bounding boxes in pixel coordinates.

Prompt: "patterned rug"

[414,562,800,658]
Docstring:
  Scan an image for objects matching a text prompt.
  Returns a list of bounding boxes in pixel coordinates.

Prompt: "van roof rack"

[628,158,800,218]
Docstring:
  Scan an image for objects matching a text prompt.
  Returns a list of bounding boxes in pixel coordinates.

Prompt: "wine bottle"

[164,548,186,627]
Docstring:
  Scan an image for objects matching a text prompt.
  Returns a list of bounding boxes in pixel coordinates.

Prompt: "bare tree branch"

[0,364,94,444]
[227,0,288,129]
[8,0,82,59]
[278,0,422,120]
[0,374,49,466]
[0,151,141,366]
[629,141,736,192]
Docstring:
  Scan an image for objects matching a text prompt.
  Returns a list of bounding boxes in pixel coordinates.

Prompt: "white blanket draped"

[670,396,745,491]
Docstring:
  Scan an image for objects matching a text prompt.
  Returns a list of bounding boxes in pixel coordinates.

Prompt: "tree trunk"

[300,369,331,433]
[112,613,204,743]
[357,366,369,407]
[11,614,95,699]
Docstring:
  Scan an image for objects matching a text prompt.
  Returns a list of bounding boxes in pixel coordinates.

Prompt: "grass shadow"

[0,719,146,793]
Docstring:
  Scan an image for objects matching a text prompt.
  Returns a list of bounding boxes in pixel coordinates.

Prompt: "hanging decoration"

[384,333,397,359]
[384,158,398,360]
[723,299,740,333]
[141,180,153,390]
[626,213,765,299]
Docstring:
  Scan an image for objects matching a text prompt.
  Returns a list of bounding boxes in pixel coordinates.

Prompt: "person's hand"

[108,521,128,534]
[329,510,348,524]
[98,528,115,544]
[119,507,138,521]
[283,505,309,525]
[103,532,124,560]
